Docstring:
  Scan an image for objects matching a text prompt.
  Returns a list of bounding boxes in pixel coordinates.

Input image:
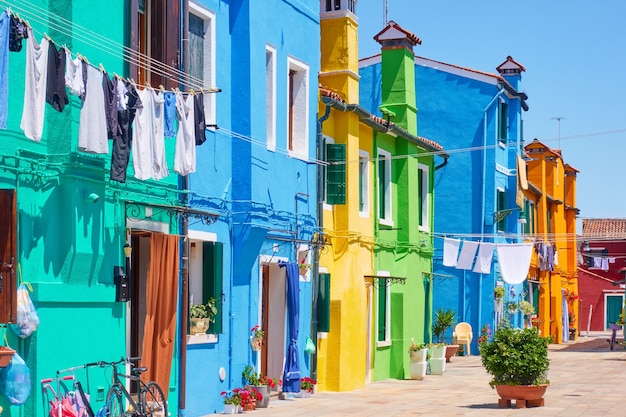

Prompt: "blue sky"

[356,1,626,229]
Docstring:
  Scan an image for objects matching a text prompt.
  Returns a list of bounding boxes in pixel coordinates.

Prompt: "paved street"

[208,332,626,416]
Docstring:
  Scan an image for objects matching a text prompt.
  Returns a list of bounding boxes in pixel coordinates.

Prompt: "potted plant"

[518,300,535,328]
[189,297,217,335]
[494,286,505,300]
[432,308,458,364]
[299,259,311,276]
[239,387,261,411]
[408,340,428,380]
[299,377,316,397]
[507,302,518,315]
[480,325,552,407]
[477,324,492,353]
[242,365,271,408]
[220,389,242,414]
[250,325,264,351]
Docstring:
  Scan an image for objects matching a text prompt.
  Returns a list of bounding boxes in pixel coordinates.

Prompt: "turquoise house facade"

[0,1,195,416]
[182,1,320,415]
[361,49,529,351]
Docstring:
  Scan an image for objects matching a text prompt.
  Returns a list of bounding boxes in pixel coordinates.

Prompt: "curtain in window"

[141,232,179,399]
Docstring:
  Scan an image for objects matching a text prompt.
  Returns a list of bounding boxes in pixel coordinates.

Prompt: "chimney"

[496,56,525,90]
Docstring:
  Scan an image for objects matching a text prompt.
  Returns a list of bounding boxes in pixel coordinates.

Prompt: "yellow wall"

[317,11,376,392]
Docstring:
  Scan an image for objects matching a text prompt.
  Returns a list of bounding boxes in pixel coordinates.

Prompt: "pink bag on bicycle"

[49,395,78,417]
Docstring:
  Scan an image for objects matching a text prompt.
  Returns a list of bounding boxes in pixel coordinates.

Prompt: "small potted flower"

[189,297,217,335]
[299,259,311,276]
[239,387,261,411]
[299,377,316,397]
[407,339,428,380]
[477,324,492,352]
[250,325,264,351]
[242,365,271,408]
[220,389,241,414]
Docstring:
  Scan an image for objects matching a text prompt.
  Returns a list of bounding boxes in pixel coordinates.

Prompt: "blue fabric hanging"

[280,262,300,392]
[561,288,569,342]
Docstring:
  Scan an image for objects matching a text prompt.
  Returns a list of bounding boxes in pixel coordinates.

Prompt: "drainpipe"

[311,104,331,382]
[179,0,189,413]
[481,88,505,332]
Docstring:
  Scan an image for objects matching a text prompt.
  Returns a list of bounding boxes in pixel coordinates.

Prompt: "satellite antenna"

[551,116,565,149]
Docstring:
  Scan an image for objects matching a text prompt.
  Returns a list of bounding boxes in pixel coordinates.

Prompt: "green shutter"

[317,273,331,333]
[203,241,224,334]
[497,190,506,232]
[326,144,346,205]
[418,169,423,226]
[378,158,386,219]
[377,283,387,341]
[359,159,364,211]
[499,101,508,142]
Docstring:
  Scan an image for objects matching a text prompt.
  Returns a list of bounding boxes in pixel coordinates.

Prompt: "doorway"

[259,261,287,384]
[605,294,624,330]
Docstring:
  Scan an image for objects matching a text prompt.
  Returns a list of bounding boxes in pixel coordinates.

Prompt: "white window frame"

[187,229,218,344]
[286,57,309,160]
[418,163,430,232]
[265,45,276,151]
[377,148,393,226]
[376,270,391,348]
[189,2,216,128]
[359,150,370,218]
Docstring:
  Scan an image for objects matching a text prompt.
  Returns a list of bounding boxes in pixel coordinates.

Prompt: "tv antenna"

[551,116,565,149]
[383,0,388,26]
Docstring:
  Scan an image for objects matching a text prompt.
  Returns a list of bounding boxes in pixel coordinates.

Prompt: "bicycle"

[87,357,168,417]
[608,323,621,351]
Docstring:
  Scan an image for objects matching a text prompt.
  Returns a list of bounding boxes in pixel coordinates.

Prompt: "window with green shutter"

[377,283,387,341]
[326,144,346,205]
[203,241,224,333]
[317,273,331,332]
[498,100,508,144]
[497,189,506,232]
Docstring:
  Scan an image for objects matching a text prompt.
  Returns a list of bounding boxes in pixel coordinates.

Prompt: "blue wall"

[184,1,319,415]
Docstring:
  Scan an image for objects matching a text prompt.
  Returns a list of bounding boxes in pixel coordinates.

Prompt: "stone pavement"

[208,332,626,416]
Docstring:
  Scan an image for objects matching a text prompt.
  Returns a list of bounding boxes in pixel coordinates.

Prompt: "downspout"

[179,0,189,413]
[311,104,331,382]
[482,88,505,331]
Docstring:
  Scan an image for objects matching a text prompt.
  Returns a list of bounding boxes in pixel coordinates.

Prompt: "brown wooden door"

[0,190,16,324]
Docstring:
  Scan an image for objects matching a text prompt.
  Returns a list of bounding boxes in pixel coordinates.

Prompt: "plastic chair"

[453,322,473,356]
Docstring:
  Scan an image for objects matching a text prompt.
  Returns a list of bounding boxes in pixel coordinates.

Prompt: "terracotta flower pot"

[495,384,548,401]
[0,347,15,368]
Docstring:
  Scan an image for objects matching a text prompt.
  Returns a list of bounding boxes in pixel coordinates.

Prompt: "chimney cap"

[496,55,526,75]
[373,20,422,46]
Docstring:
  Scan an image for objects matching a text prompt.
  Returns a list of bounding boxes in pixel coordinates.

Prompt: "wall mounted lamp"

[83,192,100,204]
[123,243,132,258]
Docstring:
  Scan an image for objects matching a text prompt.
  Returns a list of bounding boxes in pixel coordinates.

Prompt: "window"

[326,143,346,205]
[546,204,552,235]
[266,45,276,150]
[418,163,429,231]
[189,234,223,334]
[377,149,392,225]
[0,189,16,324]
[524,200,535,235]
[376,273,391,345]
[287,58,309,157]
[132,0,180,88]
[498,99,508,145]
[496,188,506,232]
[359,151,370,216]
[188,3,216,126]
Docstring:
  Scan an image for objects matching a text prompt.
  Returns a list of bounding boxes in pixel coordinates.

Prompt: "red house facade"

[578,219,626,332]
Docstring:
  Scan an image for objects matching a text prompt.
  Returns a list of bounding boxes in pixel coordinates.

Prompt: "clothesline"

[2,0,219,93]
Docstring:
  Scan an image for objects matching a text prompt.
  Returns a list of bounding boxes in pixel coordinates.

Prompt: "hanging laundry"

[102,72,119,139]
[194,93,206,145]
[442,238,460,267]
[20,30,49,142]
[496,243,533,284]
[456,240,479,270]
[174,91,196,176]
[593,257,602,269]
[132,88,168,180]
[151,90,168,180]
[64,50,86,100]
[609,257,616,264]
[110,80,141,183]
[45,43,68,112]
[78,65,108,153]
[553,250,558,267]
[601,257,609,272]
[163,91,176,138]
[473,242,495,274]
[0,11,10,129]
[8,15,27,52]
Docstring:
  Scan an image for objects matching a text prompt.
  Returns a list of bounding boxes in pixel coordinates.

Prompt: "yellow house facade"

[524,139,579,343]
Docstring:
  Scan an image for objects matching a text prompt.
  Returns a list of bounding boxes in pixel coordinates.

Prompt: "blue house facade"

[360,53,529,352]
[182,1,320,415]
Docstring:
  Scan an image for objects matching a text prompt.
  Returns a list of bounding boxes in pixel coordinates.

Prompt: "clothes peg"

[189,89,195,96]
[159,84,165,92]
[99,63,105,72]
[113,72,120,80]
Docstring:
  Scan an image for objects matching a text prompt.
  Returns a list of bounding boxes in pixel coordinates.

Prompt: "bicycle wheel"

[141,381,168,417]
[74,380,95,417]
[105,386,125,417]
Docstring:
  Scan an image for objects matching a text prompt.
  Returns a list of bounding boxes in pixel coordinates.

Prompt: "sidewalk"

[207,333,626,416]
